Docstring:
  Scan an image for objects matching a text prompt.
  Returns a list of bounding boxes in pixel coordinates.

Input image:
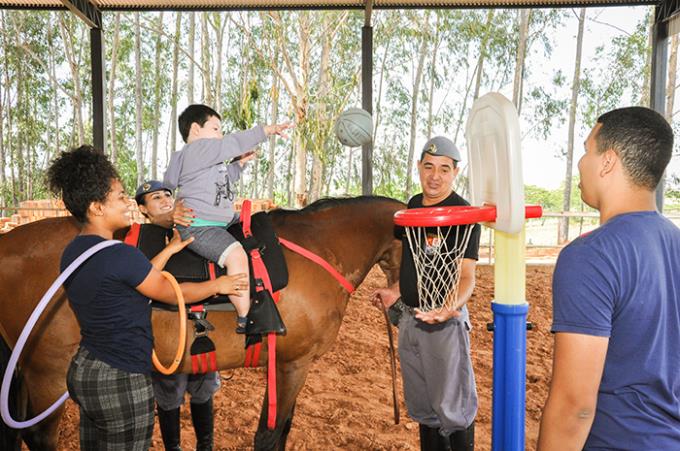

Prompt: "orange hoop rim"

[394,205,543,227]
[151,271,186,375]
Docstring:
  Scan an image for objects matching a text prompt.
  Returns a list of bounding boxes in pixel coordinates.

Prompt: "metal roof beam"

[60,0,101,28]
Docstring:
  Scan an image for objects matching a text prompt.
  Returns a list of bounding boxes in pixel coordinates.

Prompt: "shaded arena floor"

[54,264,555,450]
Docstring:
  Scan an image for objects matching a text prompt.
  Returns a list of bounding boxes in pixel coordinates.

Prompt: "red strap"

[278,238,355,294]
[266,332,277,429]
[190,305,205,313]
[200,353,208,373]
[208,262,216,280]
[124,222,141,246]
[242,199,253,238]
[191,355,199,374]
[251,341,262,365]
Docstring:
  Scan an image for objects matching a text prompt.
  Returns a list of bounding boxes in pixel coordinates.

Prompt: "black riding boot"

[449,421,475,451]
[157,405,182,451]
[191,399,214,451]
[419,424,451,451]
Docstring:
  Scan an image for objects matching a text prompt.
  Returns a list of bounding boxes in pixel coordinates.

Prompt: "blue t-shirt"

[552,211,680,449]
[61,235,153,374]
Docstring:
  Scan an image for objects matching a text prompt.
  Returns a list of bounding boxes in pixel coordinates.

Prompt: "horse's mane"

[268,195,404,218]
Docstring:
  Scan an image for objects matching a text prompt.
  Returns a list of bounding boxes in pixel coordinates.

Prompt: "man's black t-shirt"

[398,192,481,308]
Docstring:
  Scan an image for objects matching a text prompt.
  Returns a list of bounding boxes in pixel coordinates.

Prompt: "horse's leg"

[0,336,23,451]
[16,365,69,451]
[254,357,312,451]
[20,407,64,451]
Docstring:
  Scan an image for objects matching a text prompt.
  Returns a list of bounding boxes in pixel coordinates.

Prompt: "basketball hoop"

[394,205,541,313]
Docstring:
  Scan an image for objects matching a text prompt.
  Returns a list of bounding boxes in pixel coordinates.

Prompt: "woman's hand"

[215,273,249,296]
[172,200,195,227]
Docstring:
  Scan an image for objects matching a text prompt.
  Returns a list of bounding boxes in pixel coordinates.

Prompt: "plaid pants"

[66,347,154,451]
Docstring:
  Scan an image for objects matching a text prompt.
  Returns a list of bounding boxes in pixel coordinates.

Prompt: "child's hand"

[238,150,257,167]
[164,228,194,255]
[215,273,248,295]
[172,200,195,227]
[264,122,294,139]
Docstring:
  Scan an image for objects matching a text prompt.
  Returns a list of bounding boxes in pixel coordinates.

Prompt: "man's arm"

[537,332,609,451]
[415,257,476,324]
[371,282,401,310]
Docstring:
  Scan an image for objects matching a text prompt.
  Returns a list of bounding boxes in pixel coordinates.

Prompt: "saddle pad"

[129,212,288,307]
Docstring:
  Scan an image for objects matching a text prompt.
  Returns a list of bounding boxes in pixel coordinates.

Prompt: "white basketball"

[335,108,373,147]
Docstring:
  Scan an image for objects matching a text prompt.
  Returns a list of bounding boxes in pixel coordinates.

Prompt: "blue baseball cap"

[420,136,462,163]
[135,180,172,205]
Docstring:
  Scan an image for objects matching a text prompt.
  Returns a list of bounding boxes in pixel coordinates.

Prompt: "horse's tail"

[0,335,22,450]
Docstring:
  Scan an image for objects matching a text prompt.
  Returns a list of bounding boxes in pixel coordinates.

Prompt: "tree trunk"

[346,147,354,195]
[58,13,85,144]
[107,13,121,163]
[293,12,311,207]
[212,13,225,112]
[373,32,392,143]
[187,12,195,104]
[47,15,59,164]
[134,12,145,186]
[665,34,679,123]
[405,13,430,200]
[474,10,495,100]
[513,9,531,112]
[640,12,654,108]
[201,13,212,105]
[151,12,164,179]
[266,51,280,200]
[426,14,440,140]
[169,13,182,156]
[308,14,333,203]
[559,8,586,244]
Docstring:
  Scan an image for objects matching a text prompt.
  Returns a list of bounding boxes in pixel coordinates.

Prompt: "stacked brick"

[0,198,276,234]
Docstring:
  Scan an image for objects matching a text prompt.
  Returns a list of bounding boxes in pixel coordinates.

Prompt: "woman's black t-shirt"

[61,235,153,374]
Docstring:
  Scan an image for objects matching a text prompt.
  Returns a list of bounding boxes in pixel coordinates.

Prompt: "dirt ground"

[54,264,555,451]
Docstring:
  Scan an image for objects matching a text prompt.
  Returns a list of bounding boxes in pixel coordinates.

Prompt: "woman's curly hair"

[47,145,120,223]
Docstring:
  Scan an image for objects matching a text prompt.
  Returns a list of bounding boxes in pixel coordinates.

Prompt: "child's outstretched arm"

[264,123,295,138]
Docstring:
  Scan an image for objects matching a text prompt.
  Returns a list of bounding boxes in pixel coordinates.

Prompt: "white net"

[404,223,476,313]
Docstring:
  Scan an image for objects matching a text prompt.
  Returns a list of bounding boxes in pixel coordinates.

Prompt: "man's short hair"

[596,107,673,190]
[178,104,221,143]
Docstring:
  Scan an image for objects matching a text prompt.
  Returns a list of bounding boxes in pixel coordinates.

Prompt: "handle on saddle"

[151,271,187,375]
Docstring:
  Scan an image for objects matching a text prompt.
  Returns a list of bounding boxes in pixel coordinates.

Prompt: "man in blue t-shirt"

[538,107,680,450]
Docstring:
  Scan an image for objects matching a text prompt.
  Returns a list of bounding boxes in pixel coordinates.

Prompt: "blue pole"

[491,301,528,451]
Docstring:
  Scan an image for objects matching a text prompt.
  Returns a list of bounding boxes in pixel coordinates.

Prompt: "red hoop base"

[394,205,542,227]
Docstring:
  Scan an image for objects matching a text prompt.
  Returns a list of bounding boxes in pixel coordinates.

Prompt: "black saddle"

[125,212,288,308]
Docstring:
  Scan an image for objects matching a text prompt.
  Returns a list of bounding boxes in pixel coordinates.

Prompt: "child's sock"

[236,315,247,334]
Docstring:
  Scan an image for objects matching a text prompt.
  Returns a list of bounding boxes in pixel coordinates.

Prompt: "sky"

[441,6,680,190]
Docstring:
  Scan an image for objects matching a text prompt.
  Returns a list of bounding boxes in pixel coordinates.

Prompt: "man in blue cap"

[136,180,218,451]
[372,136,480,451]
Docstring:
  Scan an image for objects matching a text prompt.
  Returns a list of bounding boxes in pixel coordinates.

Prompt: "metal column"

[361,2,374,195]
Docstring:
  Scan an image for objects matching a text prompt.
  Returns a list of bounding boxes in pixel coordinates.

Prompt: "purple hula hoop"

[1,239,119,429]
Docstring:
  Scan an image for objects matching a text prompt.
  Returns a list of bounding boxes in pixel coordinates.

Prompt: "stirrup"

[246,289,286,336]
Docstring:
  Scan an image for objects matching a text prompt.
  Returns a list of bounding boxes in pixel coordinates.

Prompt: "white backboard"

[465,92,525,234]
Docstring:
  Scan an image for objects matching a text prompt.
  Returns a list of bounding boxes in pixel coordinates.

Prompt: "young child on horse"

[163,104,292,333]
[47,146,246,451]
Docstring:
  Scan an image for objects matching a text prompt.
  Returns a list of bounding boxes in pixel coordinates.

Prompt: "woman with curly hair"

[47,145,246,451]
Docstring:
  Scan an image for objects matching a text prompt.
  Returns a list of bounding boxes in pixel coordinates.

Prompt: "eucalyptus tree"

[559,8,586,244]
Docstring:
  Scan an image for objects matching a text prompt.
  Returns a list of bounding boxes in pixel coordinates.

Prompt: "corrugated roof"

[0,0,659,11]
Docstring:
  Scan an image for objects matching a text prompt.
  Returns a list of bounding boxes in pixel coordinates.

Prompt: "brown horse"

[0,195,404,451]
